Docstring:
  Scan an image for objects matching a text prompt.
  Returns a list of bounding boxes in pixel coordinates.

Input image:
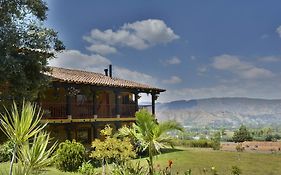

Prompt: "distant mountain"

[155,97,281,129]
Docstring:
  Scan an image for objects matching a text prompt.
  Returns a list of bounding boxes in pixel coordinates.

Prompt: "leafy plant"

[0,140,13,162]
[211,132,221,150]
[118,109,183,175]
[231,166,242,175]
[55,140,86,172]
[91,125,136,175]
[16,132,57,174]
[78,162,96,175]
[111,161,147,175]
[0,101,48,175]
[232,125,253,143]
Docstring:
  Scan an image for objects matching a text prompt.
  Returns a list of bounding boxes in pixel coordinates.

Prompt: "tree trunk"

[148,143,154,175]
[9,144,17,175]
[102,158,106,175]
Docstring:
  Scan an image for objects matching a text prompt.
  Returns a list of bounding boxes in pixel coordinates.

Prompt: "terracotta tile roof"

[45,67,165,93]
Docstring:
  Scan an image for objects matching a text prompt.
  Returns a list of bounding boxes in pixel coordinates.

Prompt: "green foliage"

[55,140,86,172]
[78,162,96,175]
[112,161,147,175]
[16,132,57,174]
[172,139,213,148]
[0,101,49,175]
[0,0,64,104]
[91,125,136,175]
[211,132,221,150]
[232,125,253,143]
[118,109,183,175]
[231,166,242,175]
[0,140,13,162]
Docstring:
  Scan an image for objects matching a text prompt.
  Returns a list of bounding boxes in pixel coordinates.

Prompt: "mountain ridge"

[155,97,281,128]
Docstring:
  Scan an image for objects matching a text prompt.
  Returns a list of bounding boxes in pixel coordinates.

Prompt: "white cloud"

[49,50,159,87]
[158,79,281,102]
[162,76,182,84]
[84,19,179,51]
[260,34,269,39]
[212,54,274,79]
[276,26,281,38]
[190,56,197,61]
[198,66,207,73]
[49,50,111,72]
[86,44,117,55]
[258,56,281,62]
[165,56,181,65]
[114,66,158,86]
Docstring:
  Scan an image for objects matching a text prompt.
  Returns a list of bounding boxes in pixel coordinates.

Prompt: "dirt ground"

[221,141,281,153]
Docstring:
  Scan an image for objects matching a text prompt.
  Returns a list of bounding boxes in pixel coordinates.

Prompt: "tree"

[118,109,184,175]
[232,125,253,143]
[91,125,136,175]
[0,101,56,175]
[211,131,221,150]
[0,0,64,105]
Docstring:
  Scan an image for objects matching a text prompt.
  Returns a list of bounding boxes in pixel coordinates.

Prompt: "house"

[39,66,165,144]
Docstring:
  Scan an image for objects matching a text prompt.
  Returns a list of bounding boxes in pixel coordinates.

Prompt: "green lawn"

[150,148,281,175]
[1,148,281,175]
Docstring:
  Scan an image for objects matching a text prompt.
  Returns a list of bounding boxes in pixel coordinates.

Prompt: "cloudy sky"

[46,0,281,102]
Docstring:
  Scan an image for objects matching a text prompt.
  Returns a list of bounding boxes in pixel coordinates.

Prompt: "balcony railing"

[41,102,137,119]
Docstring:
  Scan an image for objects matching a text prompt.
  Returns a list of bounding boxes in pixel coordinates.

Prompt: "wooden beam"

[41,117,136,124]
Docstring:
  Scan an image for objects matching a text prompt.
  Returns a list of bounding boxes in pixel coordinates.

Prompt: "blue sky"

[46,0,281,102]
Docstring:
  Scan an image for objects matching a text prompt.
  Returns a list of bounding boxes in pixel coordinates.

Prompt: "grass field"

[1,148,281,175]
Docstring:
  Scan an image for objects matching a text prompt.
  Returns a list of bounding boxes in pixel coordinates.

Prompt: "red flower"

[168,160,173,168]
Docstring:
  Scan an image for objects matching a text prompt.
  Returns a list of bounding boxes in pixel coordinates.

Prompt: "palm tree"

[119,109,183,175]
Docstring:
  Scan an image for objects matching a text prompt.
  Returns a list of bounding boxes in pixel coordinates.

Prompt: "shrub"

[112,161,147,175]
[236,143,245,152]
[211,132,221,150]
[232,125,253,143]
[231,165,242,175]
[78,162,96,175]
[55,140,86,172]
[91,125,136,175]
[0,140,13,162]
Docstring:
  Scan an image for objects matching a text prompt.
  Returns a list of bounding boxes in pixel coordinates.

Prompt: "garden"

[1,102,281,175]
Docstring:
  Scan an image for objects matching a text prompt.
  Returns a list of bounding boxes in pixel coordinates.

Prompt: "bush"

[0,140,13,162]
[236,143,245,152]
[232,125,253,143]
[231,165,242,175]
[211,132,221,150]
[55,140,86,172]
[78,162,96,175]
[112,161,147,175]
[172,139,213,148]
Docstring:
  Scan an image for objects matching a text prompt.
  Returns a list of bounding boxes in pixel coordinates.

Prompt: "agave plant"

[16,132,57,174]
[118,109,184,175]
[0,101,48,175]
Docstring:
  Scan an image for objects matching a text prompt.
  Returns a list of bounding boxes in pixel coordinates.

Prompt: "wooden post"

[115,91,120,117]
[151,93,156,115]
[92,122,98,139]
[134,92,139,112]
[92,91,97,118]
[66,94,72,118]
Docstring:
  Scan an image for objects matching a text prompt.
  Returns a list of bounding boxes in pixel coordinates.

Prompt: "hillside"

[155,97,281,129]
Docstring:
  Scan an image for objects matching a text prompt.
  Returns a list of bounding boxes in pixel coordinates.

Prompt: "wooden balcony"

[41,102,137,120]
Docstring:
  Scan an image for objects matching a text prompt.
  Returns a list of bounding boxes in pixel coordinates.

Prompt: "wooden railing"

[41,103,67,119]
[41,103,137,119]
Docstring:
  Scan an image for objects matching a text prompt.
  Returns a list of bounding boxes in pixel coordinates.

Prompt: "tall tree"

[232,125,253,143]
[0,0,64,104]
